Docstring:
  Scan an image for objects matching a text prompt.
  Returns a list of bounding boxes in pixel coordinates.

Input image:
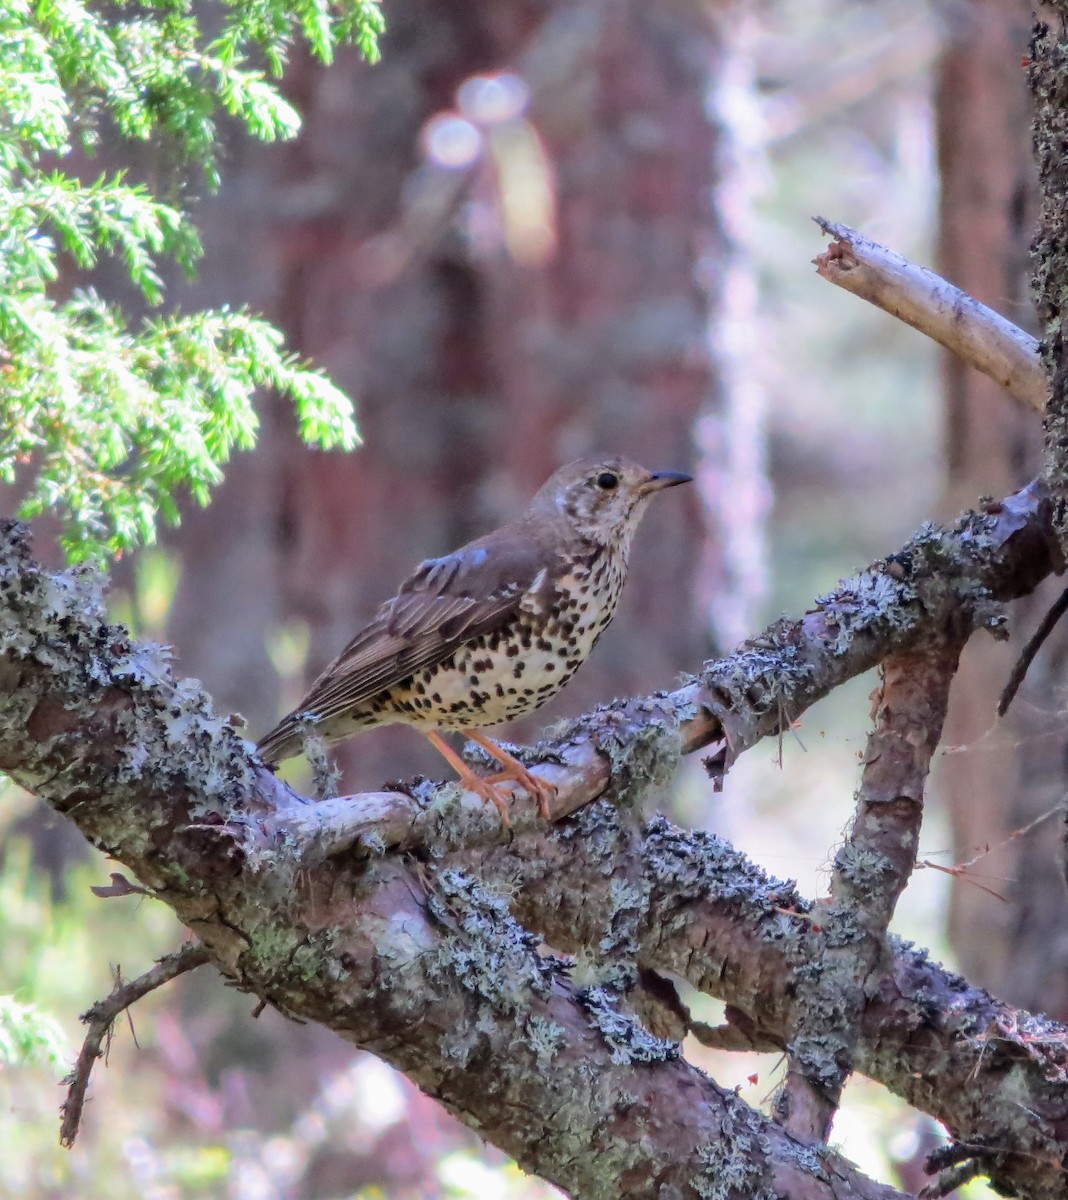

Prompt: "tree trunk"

[936,0,1068,1018]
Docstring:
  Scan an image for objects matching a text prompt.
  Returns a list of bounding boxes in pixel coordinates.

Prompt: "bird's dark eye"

[596,471,619,490]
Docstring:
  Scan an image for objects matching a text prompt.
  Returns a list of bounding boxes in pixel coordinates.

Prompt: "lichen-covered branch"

[486,811,1068,1200]
[812,218,1046,413]
[333,861,907,1200]
[777,648,960,1144]
[257,481,1057,864]
[0,520,902,1200]
[681,480,1055,770]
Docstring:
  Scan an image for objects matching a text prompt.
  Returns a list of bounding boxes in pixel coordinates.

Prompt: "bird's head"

[528,455,692,548]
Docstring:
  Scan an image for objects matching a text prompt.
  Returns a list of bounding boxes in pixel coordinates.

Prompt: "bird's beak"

[637,470,693,496]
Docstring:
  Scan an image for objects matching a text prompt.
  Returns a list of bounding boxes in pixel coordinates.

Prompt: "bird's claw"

[486,767,555,820]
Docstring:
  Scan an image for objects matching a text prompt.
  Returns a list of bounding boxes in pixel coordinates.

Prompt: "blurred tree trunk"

[936,0,1068,1019]
[159,1,731,1170]
[168,0,724,792]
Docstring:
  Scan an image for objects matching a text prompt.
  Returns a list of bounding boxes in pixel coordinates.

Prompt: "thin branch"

[60,944,211,1147]
[813,218,1046,413]
[917,803,1063,882]
[997,583,1068,715]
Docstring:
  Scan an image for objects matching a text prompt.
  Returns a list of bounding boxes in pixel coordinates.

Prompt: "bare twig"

[997,584,1068,715]
[60,944,211,1147]
[916,802,1063,895]
[813,218,1046,413]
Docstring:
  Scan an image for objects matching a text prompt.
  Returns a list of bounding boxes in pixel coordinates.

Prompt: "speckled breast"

[385,548,626,729]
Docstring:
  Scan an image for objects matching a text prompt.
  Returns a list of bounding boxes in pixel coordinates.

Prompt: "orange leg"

[424,729,514,824]
[462,729,556,821]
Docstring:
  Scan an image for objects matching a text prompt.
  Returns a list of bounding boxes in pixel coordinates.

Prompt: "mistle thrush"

[257,455,691,818]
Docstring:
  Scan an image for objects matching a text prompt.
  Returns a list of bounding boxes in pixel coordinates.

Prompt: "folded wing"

[257,530,553,763]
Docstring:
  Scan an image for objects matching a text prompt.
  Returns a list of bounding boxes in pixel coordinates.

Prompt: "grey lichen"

[832,842,893,890]
[783,1140,829,1180]
[526,1014,567,1069]
[700,625,818,721]
[820,908,865,949]
[0,522,256,836]
[788,1030,851,1091]
[550,697,684,811]
[644,816,809,937]
[425,868,563,1013]
[815,569,918,656]
[692,1098,777,1200]
[554,799,647,993]
[575,986,680,1065]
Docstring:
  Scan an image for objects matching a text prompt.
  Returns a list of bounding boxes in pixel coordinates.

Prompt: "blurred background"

[3,1,1063,1197]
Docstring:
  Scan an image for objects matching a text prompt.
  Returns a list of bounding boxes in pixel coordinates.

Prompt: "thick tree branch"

[346,862,907,1200]
[813,218,1046,413]
[487,811,1068,1200]
[0,521,904,1200]
[1031,14,1068,545]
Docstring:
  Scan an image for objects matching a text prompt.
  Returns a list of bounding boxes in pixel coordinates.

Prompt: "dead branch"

[60,943,211,1147]
[813,218,1046,413]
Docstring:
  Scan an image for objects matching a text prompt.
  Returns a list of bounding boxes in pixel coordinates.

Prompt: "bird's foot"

[458,769,516,825]
[463,730,556,820]
[486,767,554,820]
[424,729,514,825]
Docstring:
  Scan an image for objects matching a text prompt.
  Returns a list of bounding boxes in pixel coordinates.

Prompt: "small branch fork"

[60,944,211,1148]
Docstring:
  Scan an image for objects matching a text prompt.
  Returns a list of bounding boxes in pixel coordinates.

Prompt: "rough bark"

[776,649,961,1145]
[1030,4,1068,1009]
[933,0,1068,1017]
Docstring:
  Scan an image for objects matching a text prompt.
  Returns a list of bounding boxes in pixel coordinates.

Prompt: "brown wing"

[257,529,555,763]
